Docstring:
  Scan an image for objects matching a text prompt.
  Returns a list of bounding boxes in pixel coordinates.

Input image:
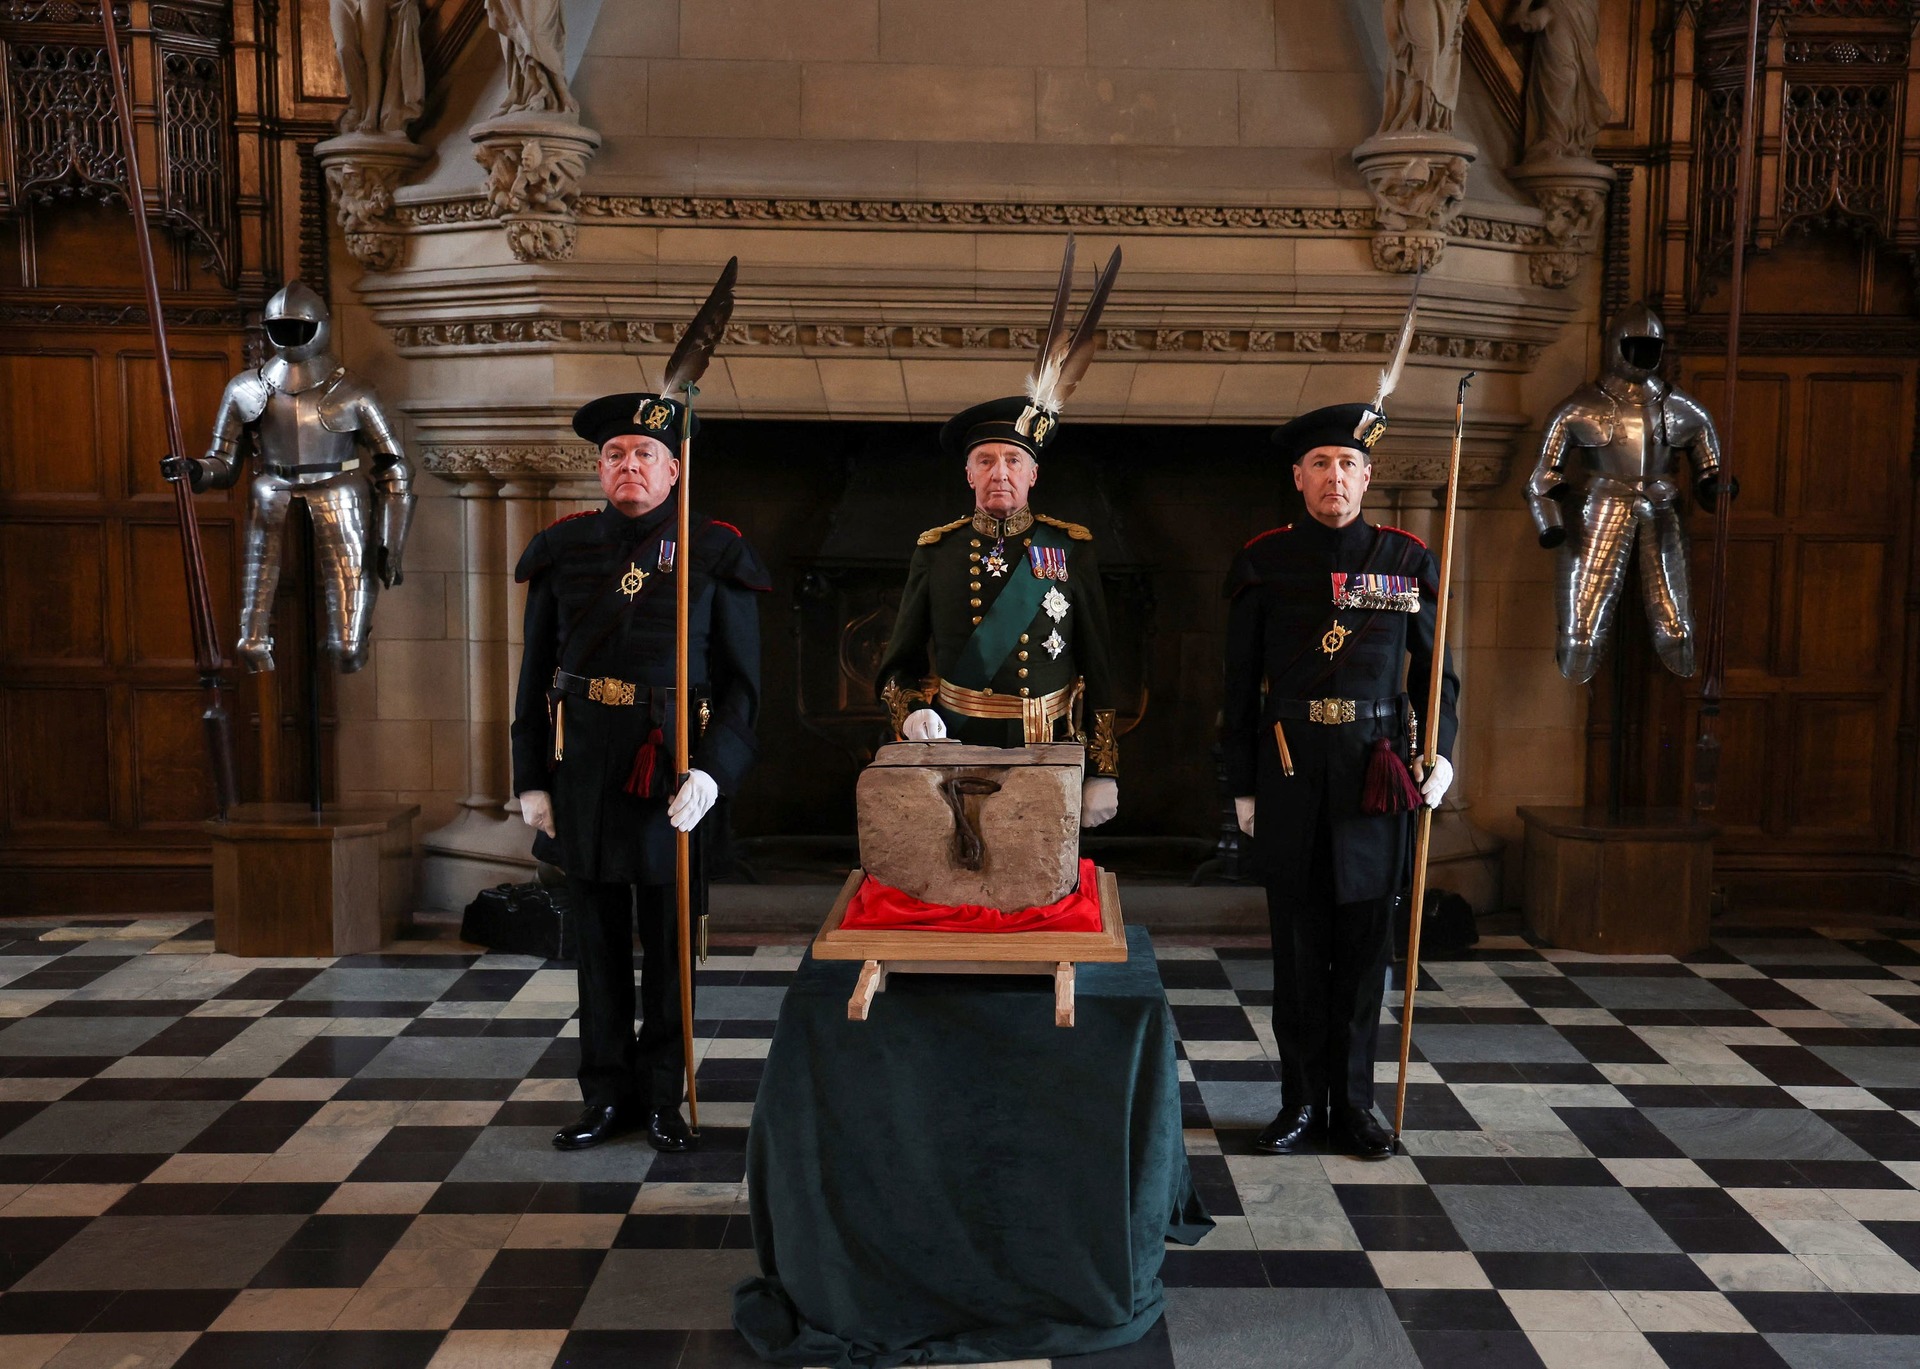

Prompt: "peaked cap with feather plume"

[571,257,740,449]
[1272,272,1422,465]
[939,235,1121,459]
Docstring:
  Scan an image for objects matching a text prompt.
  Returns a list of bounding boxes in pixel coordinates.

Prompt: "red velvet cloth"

[841,858,1103,933]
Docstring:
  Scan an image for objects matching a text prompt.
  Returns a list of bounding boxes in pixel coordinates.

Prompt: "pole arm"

[1393,369,1473,1145]
[101,1,235,816]
[1695,0,1763,811]
[673,385,700,1134]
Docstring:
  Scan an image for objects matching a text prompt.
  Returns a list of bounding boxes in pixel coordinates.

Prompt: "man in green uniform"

[874,396,1121,826]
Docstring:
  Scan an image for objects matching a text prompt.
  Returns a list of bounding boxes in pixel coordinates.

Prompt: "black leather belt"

[1271,696,1399,725]
[265,459,358,478]
[552,670,705,708]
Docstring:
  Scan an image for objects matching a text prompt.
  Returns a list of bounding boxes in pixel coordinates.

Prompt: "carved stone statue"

[1380,0,1470,134]
[330,0,425,136]
[1513,0,1610,162]
[485,0,577,116]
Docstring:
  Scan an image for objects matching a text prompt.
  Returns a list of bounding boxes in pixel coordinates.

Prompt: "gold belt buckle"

[1309,697,1355,725]
[588,677,636,706]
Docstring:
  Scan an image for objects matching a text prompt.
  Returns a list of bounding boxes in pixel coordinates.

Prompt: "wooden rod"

[673,394,700,1133]
[1392,370,1472,1143]
[1695,0,1764,812]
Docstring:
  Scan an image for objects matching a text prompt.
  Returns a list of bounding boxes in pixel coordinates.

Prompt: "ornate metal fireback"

[0,0,232,281]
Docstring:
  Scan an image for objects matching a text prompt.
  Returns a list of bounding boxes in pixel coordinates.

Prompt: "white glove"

[902,708,947,741]
[1419,755,1454,809]
[1081,777,1118,829]
[1234,796,1255,838]
[519,790,556,838]
[668,768,719,832]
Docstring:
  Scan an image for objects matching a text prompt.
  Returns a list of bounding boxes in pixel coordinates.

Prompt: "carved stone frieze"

[316,131,429,272]
[392,191,1544,248]
[420,443,598,478]
[1351,131,1478,272]
[469,114,601,262]
[383,315,1544,367]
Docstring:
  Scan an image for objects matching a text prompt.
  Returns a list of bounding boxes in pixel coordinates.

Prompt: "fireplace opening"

[686,419,1303,883]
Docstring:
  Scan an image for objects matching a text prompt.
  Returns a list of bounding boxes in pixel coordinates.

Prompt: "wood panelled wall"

[1595,0,1920,914]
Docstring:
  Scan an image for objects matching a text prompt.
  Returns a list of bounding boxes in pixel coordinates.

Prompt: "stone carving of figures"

[485,0,578,117]
[1379,0,1469,134]
[330,0,425,136]
[1514,0,1611,161]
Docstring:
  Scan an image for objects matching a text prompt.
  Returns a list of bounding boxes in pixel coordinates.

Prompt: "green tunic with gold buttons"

[874,506,1119,776]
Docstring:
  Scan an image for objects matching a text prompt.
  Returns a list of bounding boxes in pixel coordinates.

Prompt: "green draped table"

[733,925,1212,1368]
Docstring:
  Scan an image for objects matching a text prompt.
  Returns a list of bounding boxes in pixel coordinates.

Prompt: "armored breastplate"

[258,388,359,471]
[1592,379,1675,482]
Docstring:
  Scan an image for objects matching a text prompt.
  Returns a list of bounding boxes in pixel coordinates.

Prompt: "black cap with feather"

[939,236,1121,459]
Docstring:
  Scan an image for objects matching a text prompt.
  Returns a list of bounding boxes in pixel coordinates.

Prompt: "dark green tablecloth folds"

[733,925,1212,1368]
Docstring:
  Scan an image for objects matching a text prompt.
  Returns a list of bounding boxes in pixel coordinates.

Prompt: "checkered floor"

[1,918,1919,1369]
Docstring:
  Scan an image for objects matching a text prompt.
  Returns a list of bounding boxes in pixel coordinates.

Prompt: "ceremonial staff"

[658,258,739,1135]
[1392,369,1474,1145]
[1695,0,1763,812]
[101,2,236,818]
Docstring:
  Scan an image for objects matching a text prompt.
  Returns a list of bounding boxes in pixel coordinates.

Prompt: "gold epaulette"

[916,516,971,546]
[1035,514,1092,541]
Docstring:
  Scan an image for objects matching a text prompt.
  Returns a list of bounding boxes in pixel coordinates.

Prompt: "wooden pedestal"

[1519,806,1717,956]
[207,804,419,958]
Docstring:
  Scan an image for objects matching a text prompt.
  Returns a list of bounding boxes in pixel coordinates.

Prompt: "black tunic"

[510,500,770,885]
[1221,515,1459,903]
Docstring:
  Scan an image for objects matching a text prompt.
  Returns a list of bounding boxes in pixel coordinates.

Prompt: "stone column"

[418,476,533,912]
[499,478,554,816]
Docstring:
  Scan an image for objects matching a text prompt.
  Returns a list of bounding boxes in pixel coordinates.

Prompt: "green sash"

[947,521,1070,691]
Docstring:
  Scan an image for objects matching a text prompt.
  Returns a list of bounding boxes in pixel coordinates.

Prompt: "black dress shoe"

[1252,1104,1319,1155]
[646,1108,698,1153]
[552,1102,639,1151]
[1329,1106,1394,1160]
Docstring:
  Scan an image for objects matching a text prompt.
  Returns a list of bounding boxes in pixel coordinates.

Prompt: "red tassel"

[1361,736,1421,815]
[625,727,665,798]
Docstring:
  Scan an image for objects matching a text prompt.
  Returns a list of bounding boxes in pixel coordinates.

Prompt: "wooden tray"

[810,866,1127,1027]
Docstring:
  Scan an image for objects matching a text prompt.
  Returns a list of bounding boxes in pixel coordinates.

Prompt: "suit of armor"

[1527,303,1724,684]
[168,282,414,674]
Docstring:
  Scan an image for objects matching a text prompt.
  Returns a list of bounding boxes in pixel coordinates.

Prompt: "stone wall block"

[1036,69,1240,147]
[680,0,880,62]
[879,0,1087,65]
[647,60,802,139]
[801,64,1036,143]
[1086,0,1276,70]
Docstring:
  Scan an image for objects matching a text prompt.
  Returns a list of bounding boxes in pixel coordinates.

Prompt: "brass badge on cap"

[643,402,674,431]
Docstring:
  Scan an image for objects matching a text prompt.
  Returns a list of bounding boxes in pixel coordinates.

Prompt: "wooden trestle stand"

[811,866,1128,1028]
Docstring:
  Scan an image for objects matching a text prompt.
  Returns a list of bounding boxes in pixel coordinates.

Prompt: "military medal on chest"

[1321,622,1350,657]
[1332,571,1420,612]
[1042,587,1070,622]
[982,538,1009,578]
[657,539,676,573]
[1028,545,1069,581]
[619,562,649,601]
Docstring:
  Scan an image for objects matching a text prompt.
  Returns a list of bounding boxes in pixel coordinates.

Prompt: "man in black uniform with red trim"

[1222,402,1458,1160]
[512,391,769,1154]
